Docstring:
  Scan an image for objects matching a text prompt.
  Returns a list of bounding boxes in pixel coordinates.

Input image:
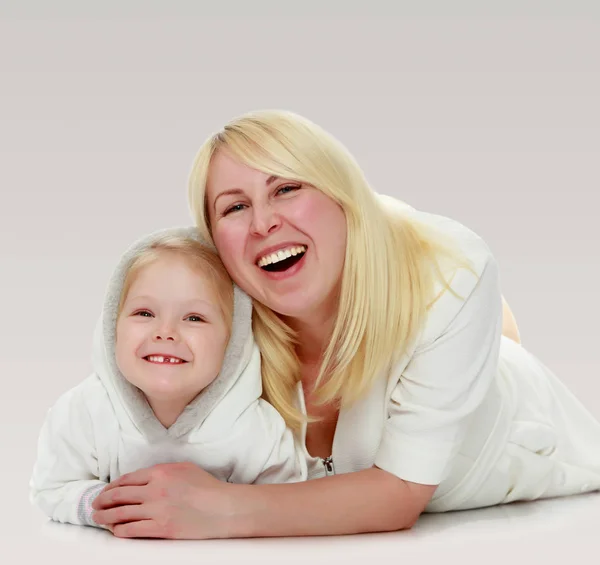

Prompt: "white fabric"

[298,196,600,512]
[432,337,600,512]
[30,227,307,528]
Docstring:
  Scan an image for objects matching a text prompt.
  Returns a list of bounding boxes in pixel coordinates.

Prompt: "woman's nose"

[250,204,282,236]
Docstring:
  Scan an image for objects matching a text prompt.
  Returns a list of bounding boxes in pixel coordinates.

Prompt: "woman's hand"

[92,464,431,539]
[91,462,245,539]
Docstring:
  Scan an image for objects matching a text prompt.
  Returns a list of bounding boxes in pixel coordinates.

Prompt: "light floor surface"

[5,492,599,564]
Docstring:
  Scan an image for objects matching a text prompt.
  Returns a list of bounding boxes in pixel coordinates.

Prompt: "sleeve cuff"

[374,428,456,485]
[77,483,107,527]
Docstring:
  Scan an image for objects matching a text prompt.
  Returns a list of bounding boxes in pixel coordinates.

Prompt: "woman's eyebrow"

[213,176,280,211]
[214,188,244,211]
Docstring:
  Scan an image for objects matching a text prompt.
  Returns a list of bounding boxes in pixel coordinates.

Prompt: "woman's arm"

[236,467,437,537]
[91,462,437,539]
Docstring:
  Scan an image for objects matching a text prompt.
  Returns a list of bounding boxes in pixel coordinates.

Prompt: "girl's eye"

[186,315,205,323]
[134,310,153,318]
[223,203,246,216]
[276,184,300,195]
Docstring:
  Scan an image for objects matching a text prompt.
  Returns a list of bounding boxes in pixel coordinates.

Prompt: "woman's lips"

[257,249,308,280]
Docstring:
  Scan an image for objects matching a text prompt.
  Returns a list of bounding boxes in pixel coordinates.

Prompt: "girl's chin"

[141,384,211,404]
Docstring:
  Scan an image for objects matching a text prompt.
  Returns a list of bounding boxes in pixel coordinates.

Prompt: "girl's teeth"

[147,355,183,364]
[258,245,306,267]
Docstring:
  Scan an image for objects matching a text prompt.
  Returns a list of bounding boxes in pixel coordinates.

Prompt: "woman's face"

[206,149,347,323]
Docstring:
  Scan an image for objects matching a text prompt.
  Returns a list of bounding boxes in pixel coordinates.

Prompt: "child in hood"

[30,227,307,528]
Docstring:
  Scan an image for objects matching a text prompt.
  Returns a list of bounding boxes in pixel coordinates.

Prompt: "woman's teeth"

[145,355,184,364]
[258,245,306,268]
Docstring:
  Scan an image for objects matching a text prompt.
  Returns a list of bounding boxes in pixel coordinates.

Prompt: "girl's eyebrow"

[180,299,220,314]
[124,295,154,304]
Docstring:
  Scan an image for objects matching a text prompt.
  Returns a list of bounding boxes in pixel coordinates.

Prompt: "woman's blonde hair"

[118,235,234,335]
[188,110,474,431]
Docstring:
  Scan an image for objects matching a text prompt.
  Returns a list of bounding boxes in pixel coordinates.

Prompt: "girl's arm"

[30,382,108,528]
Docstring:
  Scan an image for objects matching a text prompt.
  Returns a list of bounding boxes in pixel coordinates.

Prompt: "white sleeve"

[29,386,108,527]
[226,399,308,485]
[374,254,503,485]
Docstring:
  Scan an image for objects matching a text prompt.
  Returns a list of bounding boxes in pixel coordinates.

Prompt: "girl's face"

[206,149,347,325]
[115,253,229,425]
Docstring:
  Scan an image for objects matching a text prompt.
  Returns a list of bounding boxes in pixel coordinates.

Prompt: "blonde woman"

[92,110,600,539]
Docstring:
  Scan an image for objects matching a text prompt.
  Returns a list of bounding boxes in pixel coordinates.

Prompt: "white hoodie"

[30,227,307,527]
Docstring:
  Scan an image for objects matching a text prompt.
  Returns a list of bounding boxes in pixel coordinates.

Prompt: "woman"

[91,110,600,539]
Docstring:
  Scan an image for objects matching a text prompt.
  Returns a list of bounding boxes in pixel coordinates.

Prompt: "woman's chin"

[269,294,337,326]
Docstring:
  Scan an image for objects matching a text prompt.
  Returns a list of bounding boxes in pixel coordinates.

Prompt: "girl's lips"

[143,354,188,364]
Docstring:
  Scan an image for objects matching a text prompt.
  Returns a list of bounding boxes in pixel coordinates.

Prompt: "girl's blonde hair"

[188,110,474,431]
[118,235,234,334]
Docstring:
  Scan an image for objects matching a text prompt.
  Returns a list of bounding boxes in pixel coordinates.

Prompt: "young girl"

[30,227,307,529]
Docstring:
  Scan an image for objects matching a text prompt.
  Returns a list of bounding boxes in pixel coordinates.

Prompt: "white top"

[298,196,513,512]
[29,227,307,528]
[30,204,528,521]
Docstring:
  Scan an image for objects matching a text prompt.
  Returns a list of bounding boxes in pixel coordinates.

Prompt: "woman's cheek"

[215,223,247,260]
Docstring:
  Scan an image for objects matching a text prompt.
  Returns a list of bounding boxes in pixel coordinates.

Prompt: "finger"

[112,520,163,539]
[92,503,150,526]
[101,468,153,493]
[92,485,149,510]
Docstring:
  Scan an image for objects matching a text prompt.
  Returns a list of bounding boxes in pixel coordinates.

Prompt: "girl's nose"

[154,333,176,341]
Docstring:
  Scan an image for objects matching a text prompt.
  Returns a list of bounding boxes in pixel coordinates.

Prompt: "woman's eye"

[276,184,300,195]
[186,315,205,323]
[223,203,246,216]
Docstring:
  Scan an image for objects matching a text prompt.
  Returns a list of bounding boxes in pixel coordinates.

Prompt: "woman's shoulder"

[377,193,493,274]
[378,195,500,347]
[420,210,493,275]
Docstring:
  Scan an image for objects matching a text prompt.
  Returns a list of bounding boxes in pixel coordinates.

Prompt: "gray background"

[1,1,598,563]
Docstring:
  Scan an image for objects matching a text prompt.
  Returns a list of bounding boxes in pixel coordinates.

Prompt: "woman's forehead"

[209,149,264,181]
[207,150,283,199]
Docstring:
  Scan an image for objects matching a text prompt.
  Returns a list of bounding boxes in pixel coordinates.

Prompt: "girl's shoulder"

[44,374,115,429]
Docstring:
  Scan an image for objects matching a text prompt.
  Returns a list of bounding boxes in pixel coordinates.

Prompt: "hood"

[91,226,254,441]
